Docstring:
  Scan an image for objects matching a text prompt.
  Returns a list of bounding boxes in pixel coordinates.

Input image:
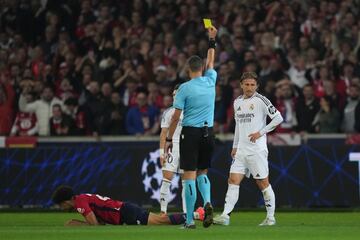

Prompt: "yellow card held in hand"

[203,18,212,29]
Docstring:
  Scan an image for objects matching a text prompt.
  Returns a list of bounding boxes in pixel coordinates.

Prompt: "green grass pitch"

[0,212,359,240]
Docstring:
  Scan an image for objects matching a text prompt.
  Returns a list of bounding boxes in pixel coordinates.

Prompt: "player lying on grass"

[52,185,204,226]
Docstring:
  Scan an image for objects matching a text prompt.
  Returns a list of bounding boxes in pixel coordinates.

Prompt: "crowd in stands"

[0,0,360,137]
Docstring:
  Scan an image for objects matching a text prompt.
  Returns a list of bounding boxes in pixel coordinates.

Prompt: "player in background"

[159,85,204,220]
[52,185,201,226]
[213,72,283,226]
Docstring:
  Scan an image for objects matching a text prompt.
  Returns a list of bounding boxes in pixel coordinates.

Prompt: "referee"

[165,26,218,229]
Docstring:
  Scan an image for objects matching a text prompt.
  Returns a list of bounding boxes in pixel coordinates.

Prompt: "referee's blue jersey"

[174,69,217,127]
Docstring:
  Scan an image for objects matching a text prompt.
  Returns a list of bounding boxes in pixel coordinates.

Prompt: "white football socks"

[160,179,171,213]
[223,184,240,216]
[262,184,275,219]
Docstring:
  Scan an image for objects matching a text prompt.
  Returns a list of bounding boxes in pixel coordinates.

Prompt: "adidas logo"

[256,173,260,177]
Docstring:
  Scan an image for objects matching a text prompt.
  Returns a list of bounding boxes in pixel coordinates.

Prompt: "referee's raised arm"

[205,26,217,70]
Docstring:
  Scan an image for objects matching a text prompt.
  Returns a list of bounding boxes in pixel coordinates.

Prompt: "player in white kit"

[159,85,204,220]
[213,72,283,226]
[159,85,185,214]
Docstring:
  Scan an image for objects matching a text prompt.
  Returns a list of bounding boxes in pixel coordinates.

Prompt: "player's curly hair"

[52,185,74,204]
[240,72,259,83]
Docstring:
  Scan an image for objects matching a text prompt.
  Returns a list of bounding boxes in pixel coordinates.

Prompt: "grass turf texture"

[0,212,359,240]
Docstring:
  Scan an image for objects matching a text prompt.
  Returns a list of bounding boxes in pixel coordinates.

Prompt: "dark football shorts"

[119,202,149,225]
[180,126,215,171]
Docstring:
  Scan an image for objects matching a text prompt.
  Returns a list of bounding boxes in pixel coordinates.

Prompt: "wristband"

[209,38,216,49]
[259,129,266,136]
[166,137,172,142]
[159,149,165,155]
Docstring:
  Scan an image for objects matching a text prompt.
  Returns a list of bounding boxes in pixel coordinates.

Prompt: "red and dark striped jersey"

[74,194,124,225]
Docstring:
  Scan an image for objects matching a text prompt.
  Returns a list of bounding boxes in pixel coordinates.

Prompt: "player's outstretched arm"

[84,212,101,225]
[65,219,91,226]
[205,26,217,70]
[65,211,102,226]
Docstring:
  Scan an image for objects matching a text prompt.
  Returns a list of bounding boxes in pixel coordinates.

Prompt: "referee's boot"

[258,217,276,226]
[203,202,214,228]
[181,222,196,229]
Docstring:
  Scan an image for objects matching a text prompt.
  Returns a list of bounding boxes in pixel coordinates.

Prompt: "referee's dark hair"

[240,72,259,84]
[52,185,75,204]
[187,55,203,72]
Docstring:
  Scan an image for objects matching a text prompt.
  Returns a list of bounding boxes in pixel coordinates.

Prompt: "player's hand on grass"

[248,132,261,143]
[65,219,89,226]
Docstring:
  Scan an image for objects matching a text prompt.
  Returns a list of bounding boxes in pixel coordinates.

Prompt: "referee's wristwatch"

[166,137,172,142]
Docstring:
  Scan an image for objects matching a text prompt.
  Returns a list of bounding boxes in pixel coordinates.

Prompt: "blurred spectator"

[313,96,340,133]
[10,92,38,136]
[296,84,320,133]
[355,101,360,133]
[323,80,345,110]
[0,75,15,135]
[147,81,163,109]
[214,84,228,134]
[64,97,87,136]
[101,82,113,100]
[341,85,360,133]
[82,81,111,136]
[56,78,78,101]
[159,81,173,99]
[274,79,297,133]
[18,85,63,136]
[126,91,159,136]
[102,92,128,135]
[121,78,139,107]
[287,56,309,90]
[50,104,76,136]
[313,66,333,98]
[225,86,242,133]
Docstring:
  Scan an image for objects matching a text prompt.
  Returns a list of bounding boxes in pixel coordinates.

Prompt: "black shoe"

[181,223,196,229]
[203,202,213,228]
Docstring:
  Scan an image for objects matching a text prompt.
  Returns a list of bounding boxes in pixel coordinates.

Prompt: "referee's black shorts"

[179,126,215,171]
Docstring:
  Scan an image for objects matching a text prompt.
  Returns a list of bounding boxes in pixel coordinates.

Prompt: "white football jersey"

[233,93,280,154]
[161,107,183,143]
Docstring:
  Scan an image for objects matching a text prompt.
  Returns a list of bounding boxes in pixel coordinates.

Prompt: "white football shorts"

[230,150,269,179]
[162,143,183,174]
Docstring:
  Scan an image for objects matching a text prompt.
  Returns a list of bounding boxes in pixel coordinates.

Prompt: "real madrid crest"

[250,104,254,110]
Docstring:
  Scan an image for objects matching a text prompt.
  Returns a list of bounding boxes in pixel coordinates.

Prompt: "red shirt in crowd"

[0,82,15,135]
[11,112,38,136]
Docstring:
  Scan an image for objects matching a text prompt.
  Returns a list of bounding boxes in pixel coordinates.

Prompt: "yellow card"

[203,18,212,29]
